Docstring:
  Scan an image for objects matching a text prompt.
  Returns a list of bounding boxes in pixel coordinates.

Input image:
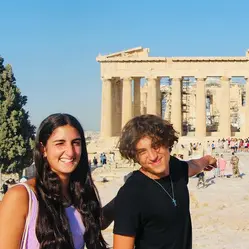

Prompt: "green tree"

[0,56,35,173]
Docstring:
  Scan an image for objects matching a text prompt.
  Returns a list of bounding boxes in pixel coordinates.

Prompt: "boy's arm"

[113,184,139,249]
[101,173,133,230]
[101,197,115,230]
[187,155,217,177]
[113,234,135,249]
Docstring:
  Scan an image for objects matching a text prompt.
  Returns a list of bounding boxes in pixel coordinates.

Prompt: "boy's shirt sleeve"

[170,156,189,184]
[113,185,140,236]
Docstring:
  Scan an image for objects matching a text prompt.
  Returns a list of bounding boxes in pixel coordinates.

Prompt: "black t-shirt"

[114,156,192,249]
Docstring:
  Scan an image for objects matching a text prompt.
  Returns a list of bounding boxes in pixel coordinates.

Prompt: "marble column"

[112,80,122,136]
[156,78,162,115]
[141,90,147,114]
[244,78,249,136]
[195,78,206,137]
[171,78,182,135]
[219,76,231,138]
[100,77,113,137]
[147,77,160,115]
[122,77,133,127]
[134,77,141,116]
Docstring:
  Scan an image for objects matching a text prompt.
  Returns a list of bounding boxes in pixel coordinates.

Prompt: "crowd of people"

[206,138,249,153]
[89,152,116,168]
[196,151,242,189]
[178,138,249,159]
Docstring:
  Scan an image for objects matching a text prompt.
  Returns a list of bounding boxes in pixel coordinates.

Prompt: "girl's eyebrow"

[72,138,82,142]
[52,138,81,143]
[53,139,65,143]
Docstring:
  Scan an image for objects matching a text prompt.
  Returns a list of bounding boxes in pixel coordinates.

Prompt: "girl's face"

[43,125,82,179]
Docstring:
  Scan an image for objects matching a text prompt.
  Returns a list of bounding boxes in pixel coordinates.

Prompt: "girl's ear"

[40,142,47,157]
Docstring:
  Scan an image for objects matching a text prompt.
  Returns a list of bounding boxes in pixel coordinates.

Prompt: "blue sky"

[1,0,249,131]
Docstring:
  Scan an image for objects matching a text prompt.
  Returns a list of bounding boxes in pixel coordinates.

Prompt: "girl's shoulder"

[5,183,29,200]
[1,178,36,208]
[0,183,30,217]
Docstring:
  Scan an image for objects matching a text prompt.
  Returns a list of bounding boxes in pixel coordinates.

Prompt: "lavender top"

[23,185,85,249]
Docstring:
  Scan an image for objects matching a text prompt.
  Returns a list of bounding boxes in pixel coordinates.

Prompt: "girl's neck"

[60,177,70,197]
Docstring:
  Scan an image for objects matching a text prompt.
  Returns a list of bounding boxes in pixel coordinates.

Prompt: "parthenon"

[96,47,249,138]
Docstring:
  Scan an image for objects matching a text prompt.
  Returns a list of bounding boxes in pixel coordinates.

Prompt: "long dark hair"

[34,113,107,249]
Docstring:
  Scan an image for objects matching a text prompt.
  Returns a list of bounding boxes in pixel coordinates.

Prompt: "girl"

[218,154,227,178]
[0,113,112,249]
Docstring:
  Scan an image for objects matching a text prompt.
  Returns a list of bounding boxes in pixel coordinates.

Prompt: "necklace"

[151,176,177,207]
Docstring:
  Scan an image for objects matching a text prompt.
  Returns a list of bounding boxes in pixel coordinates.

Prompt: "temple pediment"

[97,47,149,60]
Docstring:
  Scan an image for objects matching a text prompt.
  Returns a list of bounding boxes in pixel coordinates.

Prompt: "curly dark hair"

[118,114,179,162]
[33,113,107,249]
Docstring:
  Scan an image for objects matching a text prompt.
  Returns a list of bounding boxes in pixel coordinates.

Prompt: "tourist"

[206,141,212,155]
[0,113,113,249]
[218,154,227,178]
[211,141,216,153]
[223,139,229,152]
[230,152,240,178]
[1,182,8,194]
[196,171,206,188]
[100,153,104,164]
[189,143,193,155]
[102,153,107,165]
[234,139,239,152]
[93,156,98,166]
[109,152,115,163]
[113,114,216,249]
[19,176,28,183]
[214,154,220,178]
[230,139,235,152]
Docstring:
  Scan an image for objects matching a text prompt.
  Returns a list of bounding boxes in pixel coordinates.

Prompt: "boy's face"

[135,136,170,179]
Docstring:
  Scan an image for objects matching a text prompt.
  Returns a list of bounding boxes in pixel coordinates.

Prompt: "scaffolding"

[182,78,192,135]
[160,84,171,121]
[205,79,221,132]
[158,78,244,134]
